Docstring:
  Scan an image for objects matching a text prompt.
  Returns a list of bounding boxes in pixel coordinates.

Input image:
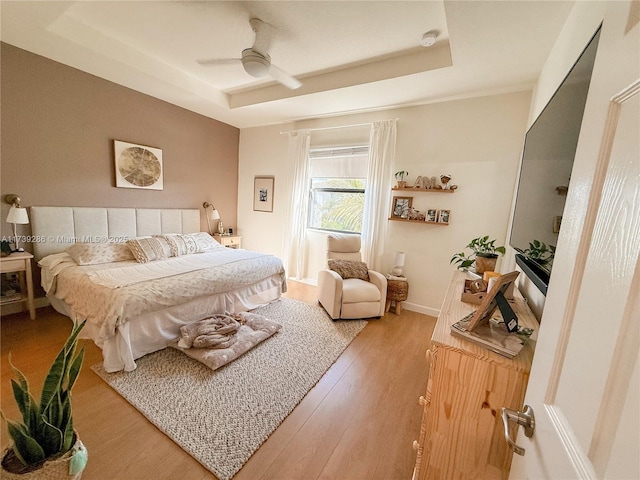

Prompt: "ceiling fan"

[197,18,302,90]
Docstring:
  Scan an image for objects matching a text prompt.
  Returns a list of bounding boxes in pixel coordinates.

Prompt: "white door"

[510,2,639,479]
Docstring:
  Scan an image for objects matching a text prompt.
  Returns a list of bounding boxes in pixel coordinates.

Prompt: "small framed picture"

[426,209,437,222]
[438,209,450,224]
[253,176,275,212]
[391,196,412,218]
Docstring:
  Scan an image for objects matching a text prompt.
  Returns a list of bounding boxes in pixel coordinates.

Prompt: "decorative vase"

[397,181,407,189]
[1,435,87,480]
[475,254,498,275]
[217,221,224,235]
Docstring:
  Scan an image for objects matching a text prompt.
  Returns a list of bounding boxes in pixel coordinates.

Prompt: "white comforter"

[39,250,287,349]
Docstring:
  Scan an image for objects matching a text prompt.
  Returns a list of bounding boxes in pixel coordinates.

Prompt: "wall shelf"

[388,217,449,226]
[392,187,455,193]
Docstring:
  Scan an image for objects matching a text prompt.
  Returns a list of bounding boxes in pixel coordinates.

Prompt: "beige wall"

[0,43,239,301]
[1,43,239,248]
[238,91,531,315]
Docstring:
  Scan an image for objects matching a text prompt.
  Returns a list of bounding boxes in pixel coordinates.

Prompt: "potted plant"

[1,321,88,479]
[517,239,555,270]
[394,171,409,189]
[450,235,506,274]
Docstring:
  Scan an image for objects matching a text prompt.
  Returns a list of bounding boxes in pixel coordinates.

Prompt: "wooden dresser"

[412,270,539,480]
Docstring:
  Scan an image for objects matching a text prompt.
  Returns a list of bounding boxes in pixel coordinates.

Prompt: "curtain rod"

[280,118,398,135]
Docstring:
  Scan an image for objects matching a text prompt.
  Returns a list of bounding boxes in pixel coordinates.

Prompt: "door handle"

[501,405,535,456]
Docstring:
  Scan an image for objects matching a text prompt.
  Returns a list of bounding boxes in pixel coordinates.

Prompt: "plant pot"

[397,181,407,189]
[475,254,498,274]
[1,435,87,480]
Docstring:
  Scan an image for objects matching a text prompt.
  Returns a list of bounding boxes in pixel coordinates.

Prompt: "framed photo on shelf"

[253,176,275,212]
[438,209,451,224]
[426,209,437,222]
[391,196,412,218]
[465,271,520,332]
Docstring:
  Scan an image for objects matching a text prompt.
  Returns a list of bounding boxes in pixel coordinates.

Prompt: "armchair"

[317,233,387,320]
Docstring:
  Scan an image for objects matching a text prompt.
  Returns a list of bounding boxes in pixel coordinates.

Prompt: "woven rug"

[91,298,367,480]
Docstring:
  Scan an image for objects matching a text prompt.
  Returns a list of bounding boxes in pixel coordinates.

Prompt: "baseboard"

[402,301,440,318]
[288,277,318,286]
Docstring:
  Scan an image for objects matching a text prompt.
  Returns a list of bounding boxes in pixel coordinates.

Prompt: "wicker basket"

[387,279,409,301]
[1,436,86,480]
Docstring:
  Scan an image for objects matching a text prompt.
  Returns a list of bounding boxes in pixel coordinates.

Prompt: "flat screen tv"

[509,27,600,295]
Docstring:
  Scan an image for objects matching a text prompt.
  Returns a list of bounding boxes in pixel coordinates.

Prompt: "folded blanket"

[172,312,282,371]
[178,314,242,349]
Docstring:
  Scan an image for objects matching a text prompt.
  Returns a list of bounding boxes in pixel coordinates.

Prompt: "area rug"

[91,298,367,480]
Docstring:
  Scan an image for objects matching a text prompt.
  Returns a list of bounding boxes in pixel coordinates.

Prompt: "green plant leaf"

[41,321,85,412]
[5,418,46,466]
[67,347,85,392]
[8,355,36,429]
[40,415,63,458]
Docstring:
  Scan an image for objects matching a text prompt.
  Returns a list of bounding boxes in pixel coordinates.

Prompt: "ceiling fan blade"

[269,64,302,90]
[249,18,273,56]
[197,58,241,66]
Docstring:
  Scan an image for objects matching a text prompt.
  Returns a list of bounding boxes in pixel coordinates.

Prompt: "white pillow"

[158,234,199,257]
[126,236,171,263]
[66,242,134,265]
[188,232,224,252]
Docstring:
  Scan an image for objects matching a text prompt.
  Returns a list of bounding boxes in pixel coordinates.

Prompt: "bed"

[30,206,286,372]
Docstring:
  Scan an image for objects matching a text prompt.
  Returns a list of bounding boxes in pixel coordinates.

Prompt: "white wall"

[238,90,530,315]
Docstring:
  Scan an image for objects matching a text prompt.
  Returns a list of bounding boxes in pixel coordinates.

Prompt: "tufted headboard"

[30,206,200,261]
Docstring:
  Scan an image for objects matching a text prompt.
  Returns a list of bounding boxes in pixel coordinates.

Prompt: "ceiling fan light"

[242,49,271,77]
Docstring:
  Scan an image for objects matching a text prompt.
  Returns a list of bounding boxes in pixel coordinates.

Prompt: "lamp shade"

[6,206,29,225]
[394,251,405,267]
[210,209,220,221]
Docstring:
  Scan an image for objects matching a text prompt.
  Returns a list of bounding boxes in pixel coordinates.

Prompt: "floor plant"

[1,320,88,479]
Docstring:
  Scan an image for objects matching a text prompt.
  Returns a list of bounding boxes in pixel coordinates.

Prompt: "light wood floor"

[1,281,436,480]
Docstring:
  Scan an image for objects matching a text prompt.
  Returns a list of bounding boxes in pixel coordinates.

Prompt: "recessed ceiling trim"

[228,42,453,109]
[47,8,229,108]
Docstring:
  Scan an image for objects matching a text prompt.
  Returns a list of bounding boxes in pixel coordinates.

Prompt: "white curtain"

[361,119,397,271]
[282,130,311,280]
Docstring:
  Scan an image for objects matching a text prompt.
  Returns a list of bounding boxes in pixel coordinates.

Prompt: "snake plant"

[2,320,86,469]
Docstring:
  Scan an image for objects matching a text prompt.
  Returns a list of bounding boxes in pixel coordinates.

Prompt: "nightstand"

[213,234,242,249]
[0,252,36,319]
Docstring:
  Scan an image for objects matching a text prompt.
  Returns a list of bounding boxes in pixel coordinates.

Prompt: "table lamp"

[4,194,29,252]
[391,251,405,277]
[203,202,221,235]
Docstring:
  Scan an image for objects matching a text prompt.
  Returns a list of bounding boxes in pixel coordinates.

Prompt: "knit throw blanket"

[172,311,282,371]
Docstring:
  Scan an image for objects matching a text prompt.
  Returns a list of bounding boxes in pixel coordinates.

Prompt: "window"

[307,145,369,234]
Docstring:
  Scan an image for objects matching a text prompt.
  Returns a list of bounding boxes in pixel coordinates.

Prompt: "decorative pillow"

[66,242,134,265]
[159,234,199,257]
[328,259,370,281]
[126,236,171,263]
[188,232,224,252]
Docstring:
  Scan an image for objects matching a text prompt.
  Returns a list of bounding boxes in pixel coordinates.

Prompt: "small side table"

[213,234,242,249]
[385,275,409,315]
[0,252,36,319]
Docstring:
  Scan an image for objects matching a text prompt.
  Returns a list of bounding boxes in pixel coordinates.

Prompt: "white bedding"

[40,249,287,372]
[88,249,265,288]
